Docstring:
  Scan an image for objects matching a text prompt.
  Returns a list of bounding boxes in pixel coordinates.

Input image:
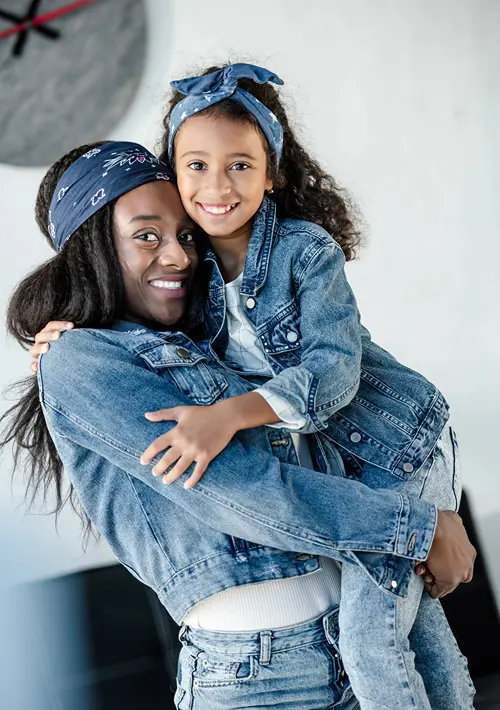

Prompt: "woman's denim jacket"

[39,321,437,624]
[204,197,450,486]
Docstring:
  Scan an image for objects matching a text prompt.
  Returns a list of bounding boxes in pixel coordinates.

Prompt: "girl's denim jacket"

[204,196,449,485]
[39,319,437,624]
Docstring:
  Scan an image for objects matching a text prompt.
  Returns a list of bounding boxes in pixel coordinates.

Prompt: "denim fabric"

[338,426,475,709]
[202,197,450,483]
[38,321,437,623]
[174,606,359,710]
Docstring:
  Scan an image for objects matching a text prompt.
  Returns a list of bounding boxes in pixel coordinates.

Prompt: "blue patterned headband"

[48,141,175,252]
[168,63,284,164]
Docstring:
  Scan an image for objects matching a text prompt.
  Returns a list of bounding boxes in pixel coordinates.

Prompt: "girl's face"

[174,114,273,242]
[112,181,199,329]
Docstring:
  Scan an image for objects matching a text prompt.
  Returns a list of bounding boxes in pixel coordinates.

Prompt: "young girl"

[30,67,474,709]
[142,63,474,709]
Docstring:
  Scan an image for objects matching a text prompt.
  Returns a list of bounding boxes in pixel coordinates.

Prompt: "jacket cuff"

[395,493,438,561]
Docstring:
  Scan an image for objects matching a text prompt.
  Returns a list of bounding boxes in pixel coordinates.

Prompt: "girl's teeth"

[203,204,235,214]
[151,280,183,290]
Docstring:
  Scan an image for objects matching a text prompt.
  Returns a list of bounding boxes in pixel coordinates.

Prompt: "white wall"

[1,0,499,601]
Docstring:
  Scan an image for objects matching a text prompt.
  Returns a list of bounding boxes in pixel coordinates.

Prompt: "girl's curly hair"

[159,64,362,261]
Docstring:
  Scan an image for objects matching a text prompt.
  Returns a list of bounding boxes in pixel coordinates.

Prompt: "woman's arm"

[38,328,474,597]
[38,328,432,558]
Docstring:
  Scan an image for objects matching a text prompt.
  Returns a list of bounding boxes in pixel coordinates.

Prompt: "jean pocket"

[323,643,351,703]
[173,684,186,709]
[420,426,462,511]
[449,427,462,511]
[193,651,259,688]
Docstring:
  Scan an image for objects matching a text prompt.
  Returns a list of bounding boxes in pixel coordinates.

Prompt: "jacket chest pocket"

[257,301,302,365]
[138,342,228,405]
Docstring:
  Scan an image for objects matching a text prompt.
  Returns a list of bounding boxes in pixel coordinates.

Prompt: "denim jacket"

[38,322,437,622]
[203,197,450,484]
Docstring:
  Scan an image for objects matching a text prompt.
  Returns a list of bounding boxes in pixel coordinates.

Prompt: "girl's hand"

[29,321,74,373]
[141,402,238,489]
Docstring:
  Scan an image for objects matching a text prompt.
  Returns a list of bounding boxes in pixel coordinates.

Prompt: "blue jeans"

[338,426,475,709]
[174,607,359,709]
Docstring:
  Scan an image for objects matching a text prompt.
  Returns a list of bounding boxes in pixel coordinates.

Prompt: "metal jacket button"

[403,462,414,474]
[286,331,298,343]
[246,297,256,309]
[350,431,362,443]
[175,347,190,359]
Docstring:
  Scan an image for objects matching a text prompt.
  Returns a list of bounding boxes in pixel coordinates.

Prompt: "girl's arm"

[143,392,281,487]
[252,237,362,434]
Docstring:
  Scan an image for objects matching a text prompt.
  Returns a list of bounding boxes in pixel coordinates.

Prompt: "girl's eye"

[229,162,250,171]
[178,231,196,246]
[135,232,159,244]
[187,161,206,171]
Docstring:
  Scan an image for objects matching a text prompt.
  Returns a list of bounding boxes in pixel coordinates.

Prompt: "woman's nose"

[157,239,191,271]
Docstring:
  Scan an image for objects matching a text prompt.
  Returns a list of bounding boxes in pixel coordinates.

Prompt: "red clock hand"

[0,0,102,41]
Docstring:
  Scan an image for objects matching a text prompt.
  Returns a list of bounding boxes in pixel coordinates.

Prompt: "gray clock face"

[0,0,147,167]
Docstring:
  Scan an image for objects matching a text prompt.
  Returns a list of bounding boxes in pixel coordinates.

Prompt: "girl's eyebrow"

[180,150,209,158]
[179,151,256,160]
[227,152,256,160]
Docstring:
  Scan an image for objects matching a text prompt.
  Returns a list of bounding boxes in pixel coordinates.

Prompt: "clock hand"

[0,9,59,39]
[0,0,102,42]
[13,0,42,57]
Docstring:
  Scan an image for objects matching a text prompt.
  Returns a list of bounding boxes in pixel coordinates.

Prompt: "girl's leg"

[338,425,474,710]
[173,606,360,710]
[338,561,431,710]
[410,593,475,709]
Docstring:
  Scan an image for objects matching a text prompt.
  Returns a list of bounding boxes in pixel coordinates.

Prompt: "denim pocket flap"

[258,302,301,355]
[138,342,208,368]
[138,343,228,405]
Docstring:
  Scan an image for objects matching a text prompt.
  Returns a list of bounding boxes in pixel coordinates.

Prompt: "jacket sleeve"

[38,329,436,564]
[255,240,362,433]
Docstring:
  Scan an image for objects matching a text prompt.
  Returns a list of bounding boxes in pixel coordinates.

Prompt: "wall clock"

[0,0,147,167]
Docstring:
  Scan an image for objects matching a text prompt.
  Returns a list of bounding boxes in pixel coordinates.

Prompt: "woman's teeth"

[150,280,183,290]
[201,204,237,215]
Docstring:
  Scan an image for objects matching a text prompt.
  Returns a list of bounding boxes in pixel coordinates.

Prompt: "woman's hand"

[29,321,74,373]
[141,401,239,489]
[423,510,476,598]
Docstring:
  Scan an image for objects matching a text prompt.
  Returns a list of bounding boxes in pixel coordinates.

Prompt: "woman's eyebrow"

[129,214,162,223]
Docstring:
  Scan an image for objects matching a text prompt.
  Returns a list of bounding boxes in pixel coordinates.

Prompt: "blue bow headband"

[168,63,284,164]
[48,141,175,252]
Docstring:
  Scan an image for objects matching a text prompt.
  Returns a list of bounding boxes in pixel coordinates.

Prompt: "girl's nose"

[206,168,232,196]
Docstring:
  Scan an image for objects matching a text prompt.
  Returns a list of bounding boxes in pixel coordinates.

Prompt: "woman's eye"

[178,232,196,246]
[187,162,206,171]
[229,162,250,171]
[135,232,159,243]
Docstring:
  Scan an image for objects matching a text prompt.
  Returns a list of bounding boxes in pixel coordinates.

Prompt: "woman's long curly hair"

[159,64,362,261]
[1,141,123,531]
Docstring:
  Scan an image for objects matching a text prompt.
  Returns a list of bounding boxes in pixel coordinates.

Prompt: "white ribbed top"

[183,275,342,631]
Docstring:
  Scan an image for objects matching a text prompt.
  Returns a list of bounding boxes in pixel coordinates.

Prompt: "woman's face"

[113,181,199,329]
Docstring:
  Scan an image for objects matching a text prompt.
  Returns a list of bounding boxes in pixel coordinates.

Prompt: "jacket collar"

[203,196,278,296]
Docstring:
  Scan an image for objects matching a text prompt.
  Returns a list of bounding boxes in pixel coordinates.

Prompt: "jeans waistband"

[179,605,340,665]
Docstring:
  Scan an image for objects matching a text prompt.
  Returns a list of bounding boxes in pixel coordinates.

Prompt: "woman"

[2,141,475,709]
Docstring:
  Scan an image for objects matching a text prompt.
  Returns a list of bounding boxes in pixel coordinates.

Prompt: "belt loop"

[259,630,272,665]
